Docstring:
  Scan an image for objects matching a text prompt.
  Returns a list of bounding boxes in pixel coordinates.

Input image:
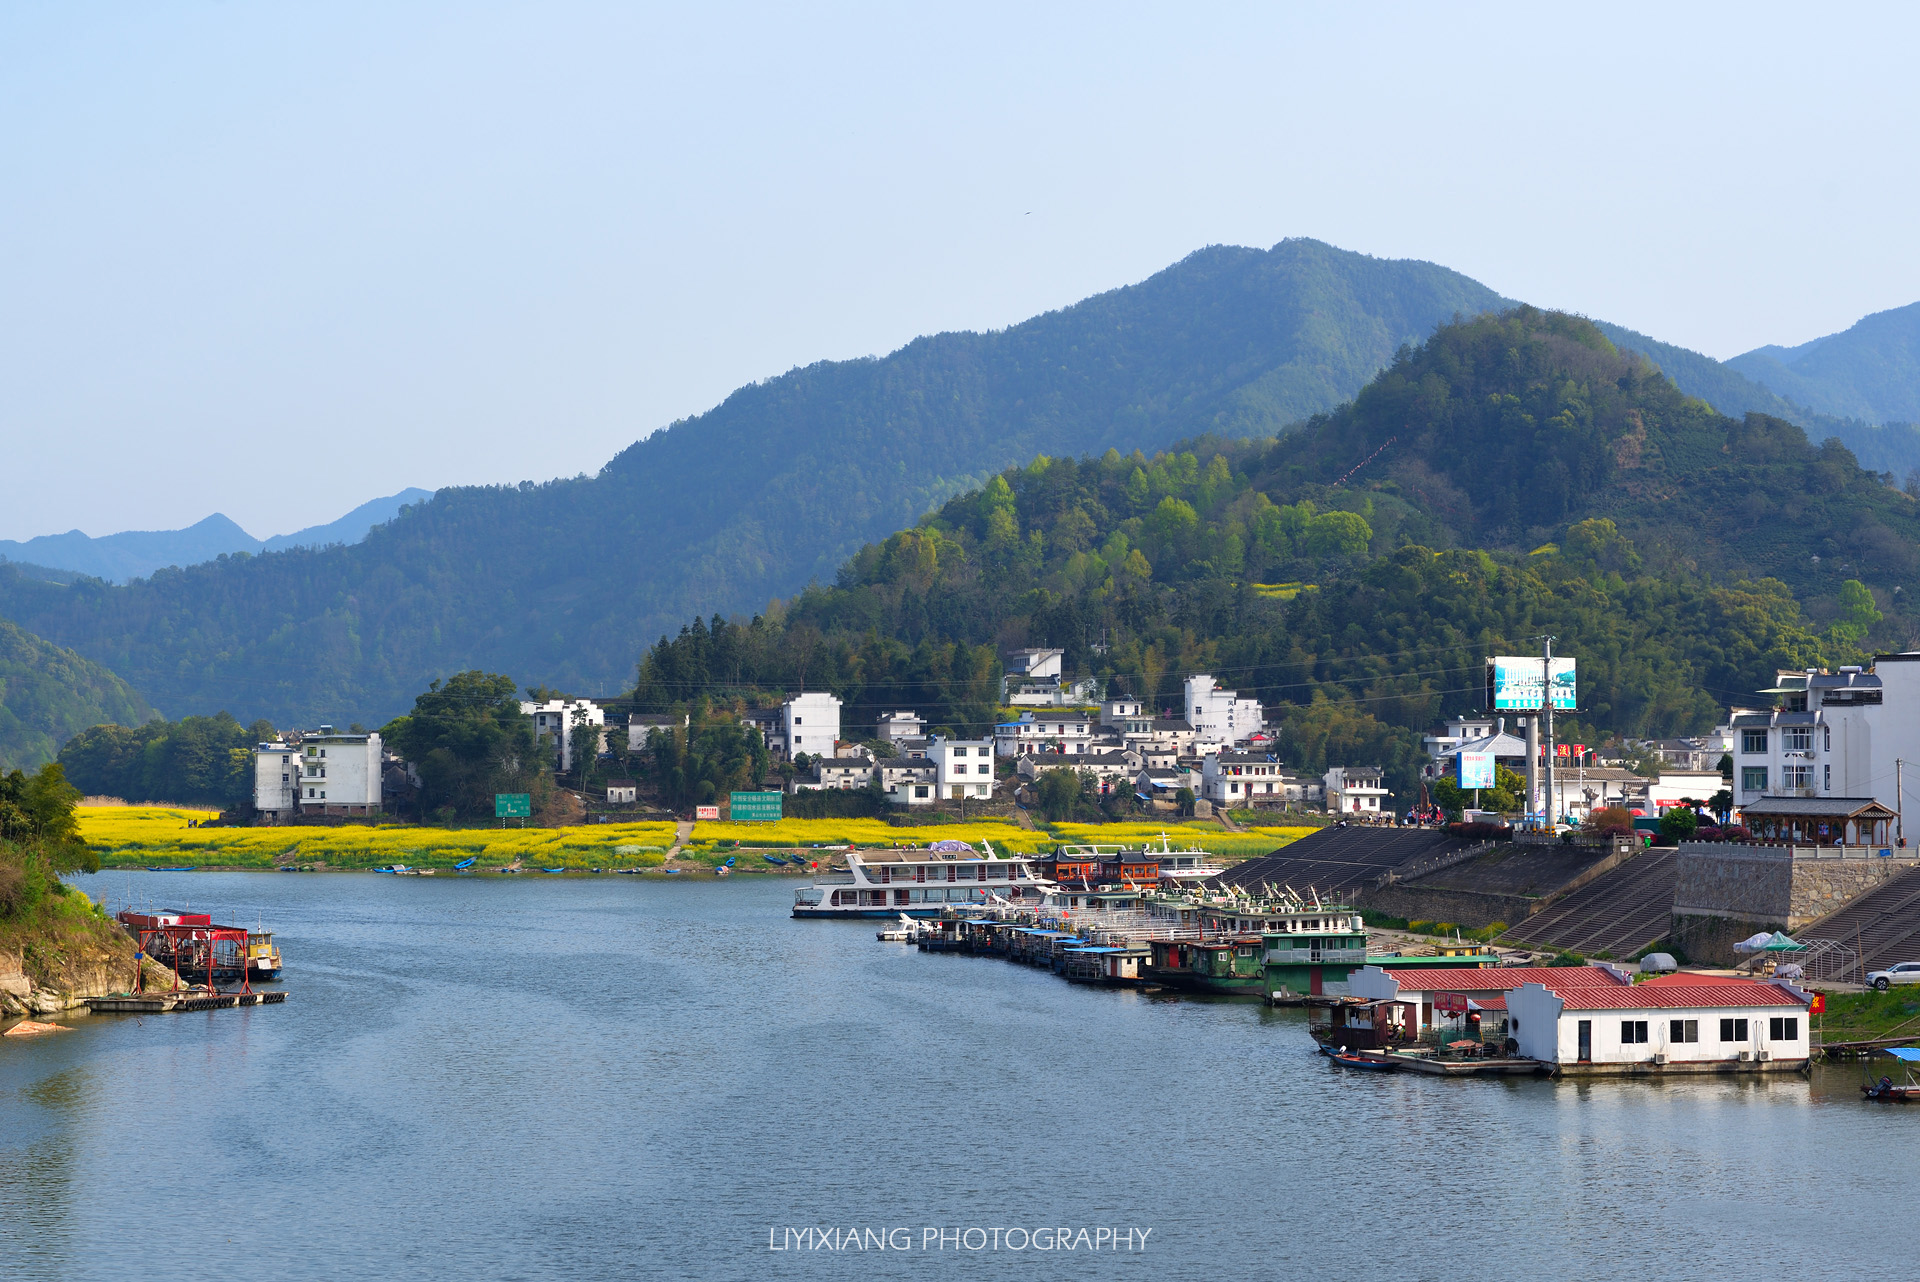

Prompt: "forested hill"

[0,239,1511,728]
[1729,300,1920,425]
[0,618,154,771]
[629,309,1915,799]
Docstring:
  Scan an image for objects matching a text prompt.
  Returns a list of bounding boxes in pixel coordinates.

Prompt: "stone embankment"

[1,921,177,1020]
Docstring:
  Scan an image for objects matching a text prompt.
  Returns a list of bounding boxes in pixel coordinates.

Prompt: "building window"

[1718,1017,1750,1042]
[1825,726,1832,751]
[1769,1017,1799,1041]
[1621,1020,1649,1044]
[1824,764,1831,791]
[1742,767,1768,793]
[1784,766,1814,790]
[1741,729,1768,754]
[1670,1019,1698,1043]
[1784,728,1812,752]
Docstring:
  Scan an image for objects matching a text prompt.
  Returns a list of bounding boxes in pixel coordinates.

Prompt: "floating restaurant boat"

[118,909,283,983]
[792,844,1053,919]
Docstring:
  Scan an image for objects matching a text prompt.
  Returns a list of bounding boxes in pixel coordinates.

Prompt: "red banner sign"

[1809,993,1827,1014]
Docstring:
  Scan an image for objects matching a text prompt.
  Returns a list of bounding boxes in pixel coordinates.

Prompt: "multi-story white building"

[994,711,1095,757]
[1727,663,1920,816]
[1199,752,1289,807]
[928,736,996,801]
[875,711,926,744]
[294,728,384,816]
[1183,675,1265,746]
[1324,765,1390,815]
[783,692,842,760]
[252,740,300,819]
[522,698,605,773]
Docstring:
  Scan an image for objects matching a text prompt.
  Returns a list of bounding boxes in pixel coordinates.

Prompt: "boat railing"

[811,873,857,886]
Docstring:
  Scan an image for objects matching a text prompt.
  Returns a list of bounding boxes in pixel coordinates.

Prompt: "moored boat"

[792,844,1053,919]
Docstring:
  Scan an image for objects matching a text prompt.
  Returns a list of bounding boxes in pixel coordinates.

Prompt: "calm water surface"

[1,871,1912,1280]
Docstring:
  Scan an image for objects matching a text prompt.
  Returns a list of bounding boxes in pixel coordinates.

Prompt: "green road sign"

[495,793,531,818]
[729,791,783,822]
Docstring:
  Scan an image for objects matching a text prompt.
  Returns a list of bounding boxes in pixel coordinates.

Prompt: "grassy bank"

[1816,990,1920,1047]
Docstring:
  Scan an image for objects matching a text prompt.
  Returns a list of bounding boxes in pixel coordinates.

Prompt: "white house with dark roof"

[994,710,1095,757]
[1324,765,1390,815]
[1200,751,1289,806]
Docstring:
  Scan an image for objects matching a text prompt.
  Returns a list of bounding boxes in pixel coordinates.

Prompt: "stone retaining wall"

[1673,843,1920,929]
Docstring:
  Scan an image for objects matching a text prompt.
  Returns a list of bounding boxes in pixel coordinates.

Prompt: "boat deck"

[85,991,288,1014]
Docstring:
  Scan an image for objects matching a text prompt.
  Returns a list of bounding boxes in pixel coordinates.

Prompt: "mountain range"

[0,488,435,584]
[1726,301,1920,427]
[5,238,1920,737]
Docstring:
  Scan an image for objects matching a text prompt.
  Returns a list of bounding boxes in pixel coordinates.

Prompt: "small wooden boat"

[615,868,643,875]
[453,857,477,870]
[146,866,196,872]
[1861,1080,1920,1102]
[1329,1051,1400,1072]
[542,867,565,874]
[1863,1048,1920,1101]
[763,855,788,866]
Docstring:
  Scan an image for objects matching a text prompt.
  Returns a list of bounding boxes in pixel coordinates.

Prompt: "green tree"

[1830,579,1883,649]
[382,672,550,821]
[1659,806,1699,842]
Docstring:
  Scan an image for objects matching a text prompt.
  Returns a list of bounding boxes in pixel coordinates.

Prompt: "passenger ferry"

[792,845,1053,919]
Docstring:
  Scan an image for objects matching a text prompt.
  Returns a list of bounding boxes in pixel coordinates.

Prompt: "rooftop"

[1740,796,1897,819]
[1373,965,1629,993]
[1536,982,1804,1010]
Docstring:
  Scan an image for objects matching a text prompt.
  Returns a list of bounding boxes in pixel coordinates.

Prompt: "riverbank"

[0,882,174,1018]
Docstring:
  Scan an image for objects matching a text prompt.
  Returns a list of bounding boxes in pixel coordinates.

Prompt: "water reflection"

[0,870,1909,1280]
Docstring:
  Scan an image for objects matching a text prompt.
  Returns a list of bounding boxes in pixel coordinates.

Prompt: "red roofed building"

[1346,964,1631,1039]
[1508,977,1811,1073]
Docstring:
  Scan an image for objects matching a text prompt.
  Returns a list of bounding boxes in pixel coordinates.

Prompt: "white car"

[1866,961,1920,991]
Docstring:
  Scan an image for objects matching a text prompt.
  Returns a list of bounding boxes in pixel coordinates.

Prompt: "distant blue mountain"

[0,488,434,584]
[1727,301,1920,427]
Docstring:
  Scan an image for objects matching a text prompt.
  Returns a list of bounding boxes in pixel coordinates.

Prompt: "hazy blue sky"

[5,3,1918,542]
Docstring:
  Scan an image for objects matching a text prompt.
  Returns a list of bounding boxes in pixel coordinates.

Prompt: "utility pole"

[1542,635,1557,832]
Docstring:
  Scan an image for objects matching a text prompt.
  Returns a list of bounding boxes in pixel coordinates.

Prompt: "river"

[1,870,1911,1280]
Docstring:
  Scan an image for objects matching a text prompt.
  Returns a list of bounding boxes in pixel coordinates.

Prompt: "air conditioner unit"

[1738,1050,1752,1062]
[1652,1052,1667,1065]
[1758,1050,1770,1062]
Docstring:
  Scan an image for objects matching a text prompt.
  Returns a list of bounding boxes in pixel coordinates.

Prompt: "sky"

[4,2,1919,542]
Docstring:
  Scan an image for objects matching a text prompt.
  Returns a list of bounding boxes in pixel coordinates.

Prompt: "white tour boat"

[792,844,1053,919]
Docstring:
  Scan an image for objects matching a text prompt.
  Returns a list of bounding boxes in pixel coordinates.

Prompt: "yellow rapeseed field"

[1047,821,1315,859]
[77,807,680,869]
[689,817,1048,855]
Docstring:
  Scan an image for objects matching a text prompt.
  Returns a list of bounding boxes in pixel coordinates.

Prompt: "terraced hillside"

[1799,866,1920,980]
[1498,848,1680,960]
[1368,842,1618,931]
[1209,827,1477,898]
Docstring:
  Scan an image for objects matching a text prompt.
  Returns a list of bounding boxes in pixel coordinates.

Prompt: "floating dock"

[85,991,287,1014]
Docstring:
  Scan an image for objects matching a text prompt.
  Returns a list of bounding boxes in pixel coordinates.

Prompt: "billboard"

[494,793,531,818]
[695,804,720,820]
[1456,751,1496,790]
[1487,656,1576,711]
[729,791,783,822]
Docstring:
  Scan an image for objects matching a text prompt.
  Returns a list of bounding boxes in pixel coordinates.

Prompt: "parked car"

[1866,961,1920,990]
